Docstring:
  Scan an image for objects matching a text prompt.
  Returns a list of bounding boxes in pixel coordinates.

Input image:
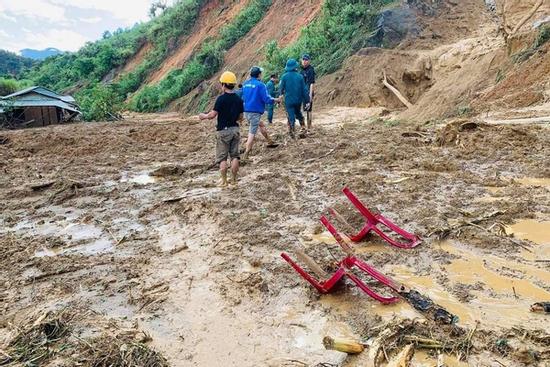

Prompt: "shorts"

[215,126,240,164]
[245,112,262,135]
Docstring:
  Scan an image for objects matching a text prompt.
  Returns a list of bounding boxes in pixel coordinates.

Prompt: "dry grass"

[0,308,168,367]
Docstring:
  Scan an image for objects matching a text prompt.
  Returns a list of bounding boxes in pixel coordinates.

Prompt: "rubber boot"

[299,125,307,139]
[289,125,296,140]
[242,150,250,162]
[230,172,238,187]
[220,171,228,187]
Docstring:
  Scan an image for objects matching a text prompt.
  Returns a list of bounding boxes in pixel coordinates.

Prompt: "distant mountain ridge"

[20,48,63,60]
[0,49,36,76]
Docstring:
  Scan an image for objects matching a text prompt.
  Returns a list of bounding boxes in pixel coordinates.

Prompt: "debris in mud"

[398,289,458,324]
[364,318,473,364]
[428,209,533,252]
[150,164,185,177]
[78,335,168,367]
[0,136,9,145]
[0,309,72,365]
[0,308,168,366]
[323,336,365,354]
[47,180,87,204]
[434,119,488,146]
[530,302,550,313]
[29,180,57,191]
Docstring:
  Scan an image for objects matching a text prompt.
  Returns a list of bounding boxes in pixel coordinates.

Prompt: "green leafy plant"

[77,84,122,121]
[261,0,396,78]
[512,24,550,63]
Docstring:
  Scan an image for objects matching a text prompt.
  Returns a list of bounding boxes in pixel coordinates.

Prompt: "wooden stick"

[383,71,413,109]
[295,249,329,279]
[510,0,543,35]
[330,208,356,234]
[387,344,414,367]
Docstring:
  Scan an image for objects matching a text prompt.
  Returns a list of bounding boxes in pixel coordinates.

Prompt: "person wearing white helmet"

[199,71,243,187]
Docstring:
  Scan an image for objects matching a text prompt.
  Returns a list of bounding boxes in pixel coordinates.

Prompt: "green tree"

[77,84,122,121]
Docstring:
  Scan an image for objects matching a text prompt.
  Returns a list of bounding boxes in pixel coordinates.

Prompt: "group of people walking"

[199,55,316,187]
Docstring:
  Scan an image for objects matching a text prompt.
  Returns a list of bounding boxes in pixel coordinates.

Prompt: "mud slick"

[1,108,549,366]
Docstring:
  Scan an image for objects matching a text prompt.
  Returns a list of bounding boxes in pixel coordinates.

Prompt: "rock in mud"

[368,7,421,48]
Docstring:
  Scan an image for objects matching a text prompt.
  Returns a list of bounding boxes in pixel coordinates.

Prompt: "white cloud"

[0,29,89,52]
[49,0,153,23]
[0,0,180,52]
[0,12,17,23]
[79,16,102,24]
[0,0,67,22]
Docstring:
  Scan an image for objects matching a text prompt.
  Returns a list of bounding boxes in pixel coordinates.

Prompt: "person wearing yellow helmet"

[199,71,244,187]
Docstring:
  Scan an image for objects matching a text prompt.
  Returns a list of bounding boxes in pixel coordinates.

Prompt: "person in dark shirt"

[199,71,243,187]
[279,59,310,139]
[301,54,316,131]
[265,74,279,124]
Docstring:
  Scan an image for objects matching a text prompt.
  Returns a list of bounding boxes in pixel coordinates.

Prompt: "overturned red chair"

[328,187,421,249]
[280,216,401,305]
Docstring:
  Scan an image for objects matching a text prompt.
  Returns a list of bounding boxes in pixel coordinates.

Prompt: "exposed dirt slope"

[172,0,323,112]
[120,41,153,75]
[316,0,550,122]
[147,0,250,85]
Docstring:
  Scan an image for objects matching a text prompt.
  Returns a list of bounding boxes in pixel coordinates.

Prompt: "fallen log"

[383,71,413,109]
[510,0,543,35]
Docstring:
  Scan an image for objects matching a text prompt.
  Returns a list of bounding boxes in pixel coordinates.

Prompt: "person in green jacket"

[265,74,279,124]
[279,59,310,139]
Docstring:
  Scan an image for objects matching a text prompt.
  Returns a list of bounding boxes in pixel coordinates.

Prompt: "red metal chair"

[329,187,421,249]
[280,216,401,304]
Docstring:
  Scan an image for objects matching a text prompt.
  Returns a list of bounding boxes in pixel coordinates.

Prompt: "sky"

[0,0,172,54]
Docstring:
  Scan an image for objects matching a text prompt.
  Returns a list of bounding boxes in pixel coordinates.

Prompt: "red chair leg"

[281,253,328,293]
[345,273,399,304]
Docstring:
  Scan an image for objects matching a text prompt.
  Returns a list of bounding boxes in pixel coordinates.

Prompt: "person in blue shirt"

[241,66,281,161]
[279,59,310,139]
[265,74,279,124]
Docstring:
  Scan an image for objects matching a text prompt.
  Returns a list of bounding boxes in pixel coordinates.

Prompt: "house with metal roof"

[0,86,81,128]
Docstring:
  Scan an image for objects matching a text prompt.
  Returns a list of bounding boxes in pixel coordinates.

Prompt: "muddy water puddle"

[120,171,158,185]
[35,238,113,257]
[516,177,550,188]
[373,241,550,328]
[506,219,550,245]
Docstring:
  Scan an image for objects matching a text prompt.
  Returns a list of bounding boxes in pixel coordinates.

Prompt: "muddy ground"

[0,108,549,366]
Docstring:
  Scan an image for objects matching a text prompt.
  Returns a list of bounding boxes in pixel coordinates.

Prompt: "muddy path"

[1,108,549,366]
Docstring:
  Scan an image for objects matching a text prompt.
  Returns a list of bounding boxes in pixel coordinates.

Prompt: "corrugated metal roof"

[0,99,80,114]
[2,86,78,106]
